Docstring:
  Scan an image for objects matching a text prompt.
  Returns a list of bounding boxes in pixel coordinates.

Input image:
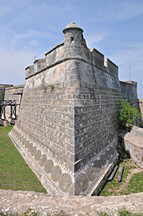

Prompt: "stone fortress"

[0,23,139,195]
[0,84,23,124]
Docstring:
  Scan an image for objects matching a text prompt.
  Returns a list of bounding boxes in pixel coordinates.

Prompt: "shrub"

[118,99,140,128]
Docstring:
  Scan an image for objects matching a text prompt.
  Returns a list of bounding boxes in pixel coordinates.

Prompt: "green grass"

[100,159,141,196]
[119,210,143,216]
[0,209,68,216]
[0,126,46,193]
[128,172,143,193]
[1,210,143,216]
[98,211,143,216]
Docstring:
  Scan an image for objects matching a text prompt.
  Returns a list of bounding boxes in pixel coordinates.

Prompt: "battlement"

[91,48,104,67]
[4,84,24,90]
[120,80,137,87]
[120,80,138,105]
[25,23,118,81]
[33,58,46,73]
[105,58,118,74]
[0,84,13,88]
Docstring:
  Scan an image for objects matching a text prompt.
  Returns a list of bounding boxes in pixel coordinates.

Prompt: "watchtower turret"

[63,22,83,47]
[63,22,85,57]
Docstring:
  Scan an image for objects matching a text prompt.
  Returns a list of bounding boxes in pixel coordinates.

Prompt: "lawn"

[128,172,143,193]
[0,126,46,193]
[99,211,143,216]
[100,159,143,196]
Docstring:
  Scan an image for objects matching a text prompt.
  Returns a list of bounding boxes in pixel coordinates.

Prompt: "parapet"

[25,22,118,81]
[103,57,118,75]
[25,65,34,78]
[120,80,138,105]
[90,49,118,76]
[45,43,64,67]
[0,84,13,88]
[91,48,104,67]
[4,84,24,89]
[33,58,46,73]
[120,80,137,87]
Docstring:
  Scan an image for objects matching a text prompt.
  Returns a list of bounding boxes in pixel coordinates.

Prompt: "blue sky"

[0,0,143,97]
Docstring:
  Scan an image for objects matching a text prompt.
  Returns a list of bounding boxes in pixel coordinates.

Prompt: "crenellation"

[120,80,138,105]
[91,48,104,67]
[45,44,65,67]
[106,58,118,74]
[25,65,34,78]
[33,58,46,73]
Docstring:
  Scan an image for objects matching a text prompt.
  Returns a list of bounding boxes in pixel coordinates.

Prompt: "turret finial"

[63,22,83,33]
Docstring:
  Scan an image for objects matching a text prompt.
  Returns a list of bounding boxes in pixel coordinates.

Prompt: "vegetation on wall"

[117,100,140,128]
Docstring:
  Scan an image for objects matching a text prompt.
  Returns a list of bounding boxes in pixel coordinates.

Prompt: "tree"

[118,99,140,128]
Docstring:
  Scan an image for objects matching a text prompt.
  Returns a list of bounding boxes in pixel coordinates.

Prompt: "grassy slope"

[0,126,46,193]
[128,172,143,193]
[100,159,143,196]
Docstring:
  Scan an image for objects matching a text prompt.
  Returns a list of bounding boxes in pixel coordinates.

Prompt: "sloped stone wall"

[10,83,75,195]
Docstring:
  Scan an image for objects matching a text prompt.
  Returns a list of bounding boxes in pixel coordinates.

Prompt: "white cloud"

[87,33,108,48]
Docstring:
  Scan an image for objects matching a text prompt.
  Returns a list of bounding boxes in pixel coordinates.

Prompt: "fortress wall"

[4,85,23,121]
[120,81,138,105]
[74,88,120,195]
[45,44,64,66]
[91,48,104,67]
[72,56,121,194]
[25,44,65,79]
[0,84,13,101]
[0,88,5,101]
[10,59,77,195]
[106,58,118,74]
[33,59,46,74]
[10,23,122,195]
[4,85,23,103]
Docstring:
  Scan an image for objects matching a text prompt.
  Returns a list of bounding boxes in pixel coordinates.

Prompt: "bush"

[118,100,140,128]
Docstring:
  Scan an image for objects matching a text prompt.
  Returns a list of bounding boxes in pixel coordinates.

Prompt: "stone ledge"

[0,189,143,215]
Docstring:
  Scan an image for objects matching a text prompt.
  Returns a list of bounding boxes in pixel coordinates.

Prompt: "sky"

[0,0,143,97]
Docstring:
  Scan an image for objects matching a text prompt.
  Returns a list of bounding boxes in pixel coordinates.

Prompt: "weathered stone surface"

[139,100,143,120]
[0,85,24,126]
[60,173,72,192]
[124,126,143,168]
[51,165,62,182]
[8,23,138,195]
[1,190,143,216]
[120,81,138,106]
[39,155,47,166]
[44,160,54,173]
